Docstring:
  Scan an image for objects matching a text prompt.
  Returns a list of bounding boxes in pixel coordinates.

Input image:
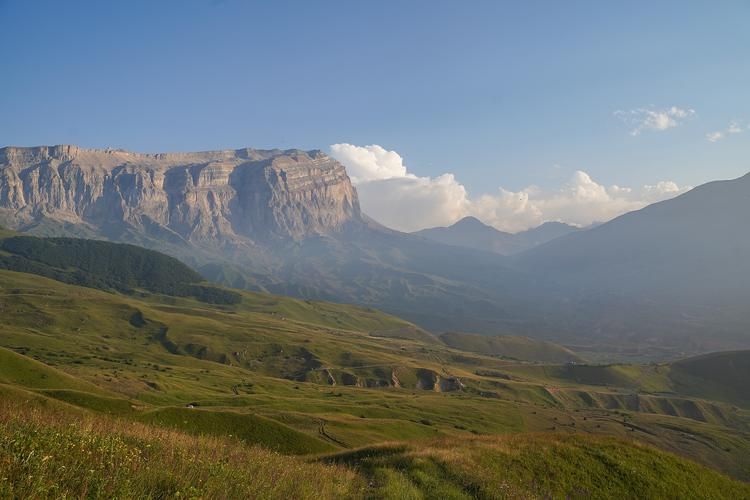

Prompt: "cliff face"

[0,145,362,243]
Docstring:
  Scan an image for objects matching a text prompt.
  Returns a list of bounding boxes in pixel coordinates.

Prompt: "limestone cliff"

[0,145,362,243]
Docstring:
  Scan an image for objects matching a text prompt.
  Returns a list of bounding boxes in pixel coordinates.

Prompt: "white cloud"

[615,106,695,136]
[328,143,407,183]
[353,174,470,232]
[706,131,724,143]
[330,144,691,233]
[706,121,743,142]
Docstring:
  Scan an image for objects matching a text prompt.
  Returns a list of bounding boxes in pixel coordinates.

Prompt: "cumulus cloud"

[615,106,695,135]
[330,144,691,233]
[328,143,407,183]
[706,121,744,142]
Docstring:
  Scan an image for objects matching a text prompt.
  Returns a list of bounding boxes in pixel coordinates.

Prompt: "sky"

[1,1,748,231]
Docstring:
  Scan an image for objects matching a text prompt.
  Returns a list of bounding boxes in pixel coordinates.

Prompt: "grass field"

[1,266,749,496]
[1,394,747,499]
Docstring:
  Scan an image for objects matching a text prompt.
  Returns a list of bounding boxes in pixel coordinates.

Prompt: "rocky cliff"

[0,145,362,243]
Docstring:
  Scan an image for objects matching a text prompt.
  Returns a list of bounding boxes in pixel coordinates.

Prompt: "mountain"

[414,216,581,255]
[513,172,750,353]
[0,145,527,336]
[0,144,359,243]
[3,145,750,358]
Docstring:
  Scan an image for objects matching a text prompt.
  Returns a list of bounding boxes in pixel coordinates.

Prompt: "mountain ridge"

[414,216,581,255]
[3,144,750,358]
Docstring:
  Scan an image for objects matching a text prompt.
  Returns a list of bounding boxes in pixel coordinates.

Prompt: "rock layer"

[0,145,361,242]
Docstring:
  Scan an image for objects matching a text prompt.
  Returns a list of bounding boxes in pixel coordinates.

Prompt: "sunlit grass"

[0,399,363,499]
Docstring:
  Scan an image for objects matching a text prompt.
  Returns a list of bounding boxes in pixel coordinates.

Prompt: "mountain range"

[1,144,749,359]
[413,216,582,255]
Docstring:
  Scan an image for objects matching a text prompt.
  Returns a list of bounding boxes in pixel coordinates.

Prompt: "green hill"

[135,407,334,455]
[0,235,240,304]
[326,434,750,499]
[1,392,748,499]
[669,350,750,408]
[440,331,583,363]
[0,346,106,394]
[1,239,749,491]
[0,395,362,499]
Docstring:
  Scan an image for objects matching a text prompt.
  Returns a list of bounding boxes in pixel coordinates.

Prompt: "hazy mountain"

[517,172,750,299]
[0,145,528,335]
[414,216,581,255]
[2,145,750,358]
[512,172,750,353]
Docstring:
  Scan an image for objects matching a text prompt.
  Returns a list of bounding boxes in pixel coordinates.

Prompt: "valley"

[1,255,749,493]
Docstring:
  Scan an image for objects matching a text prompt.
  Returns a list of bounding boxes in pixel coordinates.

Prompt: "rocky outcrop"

[0,145,362,243]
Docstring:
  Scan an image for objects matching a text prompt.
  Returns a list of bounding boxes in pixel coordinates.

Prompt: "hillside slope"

[327,434,750,499]
[440,332,583,363]
[2,266,750,481]
[3,393,748,499]
[669,350,750,408]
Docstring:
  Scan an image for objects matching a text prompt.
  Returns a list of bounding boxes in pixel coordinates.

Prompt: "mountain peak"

[452,216,491,229]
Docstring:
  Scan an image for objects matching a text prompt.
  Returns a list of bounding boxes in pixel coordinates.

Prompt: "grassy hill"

[669,350,750,408]
[1,241,749,494]
[0,234,241,304]
[0,394,362,499]
[440,332,583,363]
[0,346,107,394]
[1,392,748,499]
[327,434,750,499]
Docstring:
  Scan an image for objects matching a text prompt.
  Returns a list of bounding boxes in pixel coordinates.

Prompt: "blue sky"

[1,1,748,230]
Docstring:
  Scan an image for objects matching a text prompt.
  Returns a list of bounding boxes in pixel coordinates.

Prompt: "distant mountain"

[3,145,750,358]
[0,145,526,334]
[414,216,581,255]
[513,172,750,353]
[517,172,750,300]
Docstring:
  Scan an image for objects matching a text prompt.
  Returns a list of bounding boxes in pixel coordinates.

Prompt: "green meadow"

[0,237,749,497]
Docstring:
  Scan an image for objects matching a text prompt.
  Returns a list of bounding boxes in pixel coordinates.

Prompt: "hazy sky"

[1,1,748,230]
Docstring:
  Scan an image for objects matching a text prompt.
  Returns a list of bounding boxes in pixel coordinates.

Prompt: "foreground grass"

[1,392,749,499]
[327,434,750,500]
[0,397,363,499]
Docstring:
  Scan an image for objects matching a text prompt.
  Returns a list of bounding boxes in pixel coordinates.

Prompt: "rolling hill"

[1,243,749,490]
[439,332,583,363]
[668,350,750,408]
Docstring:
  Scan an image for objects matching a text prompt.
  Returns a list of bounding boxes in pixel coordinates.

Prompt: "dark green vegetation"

[0,234,240,304]
[0,240,749,497]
